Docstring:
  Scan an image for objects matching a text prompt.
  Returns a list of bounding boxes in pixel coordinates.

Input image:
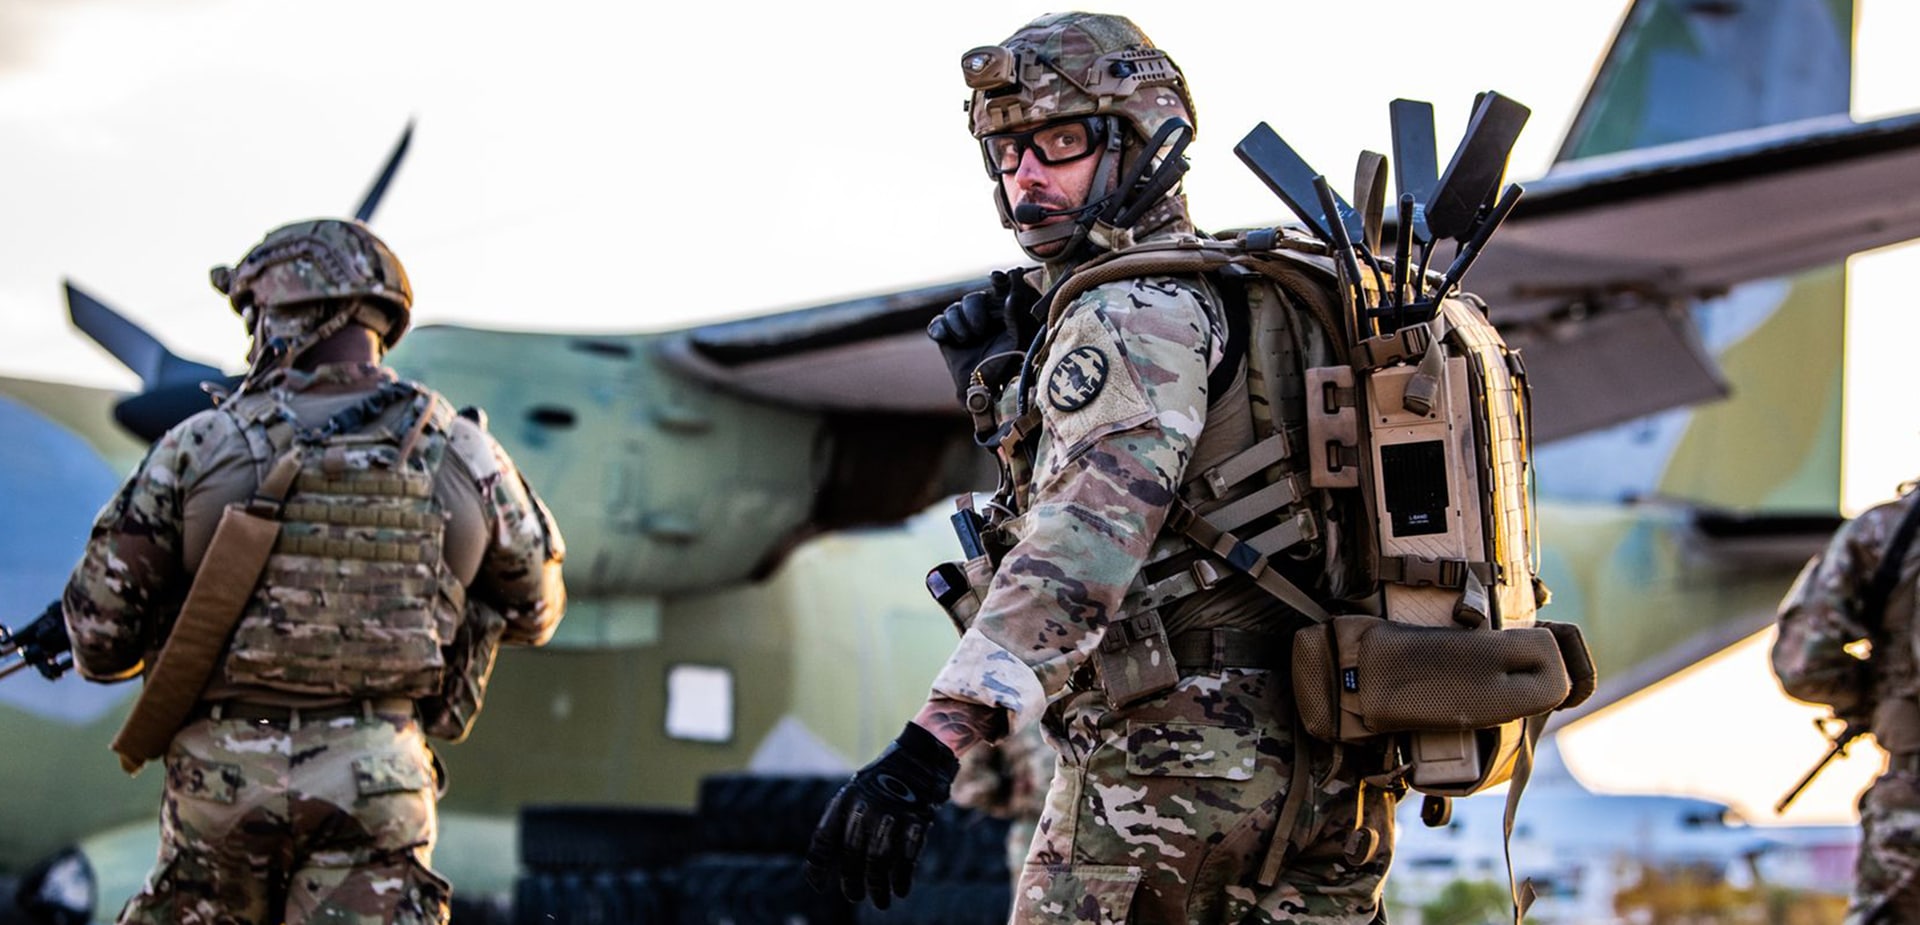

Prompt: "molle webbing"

[293,469,435,500]
[1123,414,1323,622]
[1193,431,1297,501]
[221,385,459,699]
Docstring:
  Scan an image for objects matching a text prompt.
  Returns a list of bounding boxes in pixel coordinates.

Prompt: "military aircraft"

[4,0,1920,920]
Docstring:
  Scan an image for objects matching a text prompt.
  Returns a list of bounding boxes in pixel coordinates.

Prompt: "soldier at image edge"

[61,218,566,925]
[805,11,1401,923]
[1774,481,1920,925]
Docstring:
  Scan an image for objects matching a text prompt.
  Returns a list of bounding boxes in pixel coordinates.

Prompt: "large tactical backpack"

[928,95,1596,921]
[1043,231,1594,805]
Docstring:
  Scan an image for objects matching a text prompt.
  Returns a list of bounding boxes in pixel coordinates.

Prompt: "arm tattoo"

[913,697,1005,756]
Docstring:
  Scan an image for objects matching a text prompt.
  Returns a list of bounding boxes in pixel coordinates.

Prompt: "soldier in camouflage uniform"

[806,13,1393,924]
[62,219,567,925]
[1774,487,1920,924]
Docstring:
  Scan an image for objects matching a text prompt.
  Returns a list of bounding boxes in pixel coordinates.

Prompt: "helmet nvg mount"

[210,218,413,374]
[962,12,1197,262]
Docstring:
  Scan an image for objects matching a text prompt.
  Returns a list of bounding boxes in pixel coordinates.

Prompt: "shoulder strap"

[1164,498,1329,623]
[395,390,457,467]
[1018,240,1242,423]
[1209,273,1250,402]
[108,446,305,775]
[1862,491,1920,628]
[1044,242,1234,331]
[220,393,289,492]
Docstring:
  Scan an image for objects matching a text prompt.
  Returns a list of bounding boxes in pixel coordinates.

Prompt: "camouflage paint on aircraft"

[1537,0,1850,514]
[0,379,159,877]
[1535,0,1854,714]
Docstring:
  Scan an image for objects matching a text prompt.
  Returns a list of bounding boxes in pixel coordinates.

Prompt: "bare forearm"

[912,697,1004,757]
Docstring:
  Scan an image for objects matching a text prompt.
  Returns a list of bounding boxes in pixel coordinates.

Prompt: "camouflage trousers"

[118,704,450,925]
[1849,771,1920,924]
[1019,667,1394,925]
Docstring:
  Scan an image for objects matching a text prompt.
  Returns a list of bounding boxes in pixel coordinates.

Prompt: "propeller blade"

[64,280,224,390]
[353,120,414,224]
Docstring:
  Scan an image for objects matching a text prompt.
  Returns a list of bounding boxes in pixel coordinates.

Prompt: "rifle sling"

[1862,491,1920,630]
[109,448,304,775]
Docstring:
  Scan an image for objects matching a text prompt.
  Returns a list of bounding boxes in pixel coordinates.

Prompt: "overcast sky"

[0,0,1915,515]
[4,0,1919,823]
[0,0,1637,383]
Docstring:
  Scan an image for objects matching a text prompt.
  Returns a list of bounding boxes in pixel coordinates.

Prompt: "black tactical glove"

[2,602,73,680]
[927,268,1042,403]
[803,722,959,910]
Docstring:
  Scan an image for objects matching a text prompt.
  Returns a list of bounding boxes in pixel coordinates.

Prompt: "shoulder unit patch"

[1047,345,1110,412]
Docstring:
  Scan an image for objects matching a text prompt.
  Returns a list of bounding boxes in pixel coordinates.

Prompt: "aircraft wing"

[659,279,978,416]
[1472,110,1920,442]
[665,111,1920,443]
[1482,110,1920,320]
[86,113,1920,446]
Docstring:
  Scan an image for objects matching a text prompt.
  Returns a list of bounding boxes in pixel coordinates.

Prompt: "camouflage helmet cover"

[962,12,1196,147]
[209,218,412,347]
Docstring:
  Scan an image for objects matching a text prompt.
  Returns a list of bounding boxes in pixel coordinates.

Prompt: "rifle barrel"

[1775,736,1851,815]
[1,655,32,681]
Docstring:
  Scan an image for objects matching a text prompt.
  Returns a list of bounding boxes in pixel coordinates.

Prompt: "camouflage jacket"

[928,264,1225,737]
[1772,491,1920,719]
[62,362,566,684]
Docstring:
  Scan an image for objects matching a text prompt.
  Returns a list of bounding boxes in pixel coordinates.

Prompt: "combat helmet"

[961,12,1197,262]
[210,219,412,385]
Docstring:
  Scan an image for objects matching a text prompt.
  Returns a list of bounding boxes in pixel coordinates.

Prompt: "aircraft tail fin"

[1538,0,1856,514]
[1558,0,1853,161]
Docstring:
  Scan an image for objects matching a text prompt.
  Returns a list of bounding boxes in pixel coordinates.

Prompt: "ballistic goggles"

[980,117,1108,178]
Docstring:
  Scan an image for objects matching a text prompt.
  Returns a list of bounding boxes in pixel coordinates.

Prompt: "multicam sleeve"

[60,415,218,681]
[447,417,566,646]
[1771,502,1898,713]
[928,276,1215,736]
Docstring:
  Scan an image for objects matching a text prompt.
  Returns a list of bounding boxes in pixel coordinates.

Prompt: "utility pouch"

[925,558,995,635]
[1094,612,1180,707]
[1291,615,1570,743]
[928,499,1004,635]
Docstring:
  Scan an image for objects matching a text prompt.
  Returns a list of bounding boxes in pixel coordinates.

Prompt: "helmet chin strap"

[1094,118,1194,238]
[235,299,368,397]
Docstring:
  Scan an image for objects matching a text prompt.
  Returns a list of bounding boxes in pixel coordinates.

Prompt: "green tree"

[1421,879,1514,925]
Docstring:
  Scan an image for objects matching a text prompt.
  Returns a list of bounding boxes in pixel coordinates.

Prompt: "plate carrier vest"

[217,380,465,700]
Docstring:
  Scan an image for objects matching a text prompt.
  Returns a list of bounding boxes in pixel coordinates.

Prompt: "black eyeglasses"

[980,118,1107,177]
